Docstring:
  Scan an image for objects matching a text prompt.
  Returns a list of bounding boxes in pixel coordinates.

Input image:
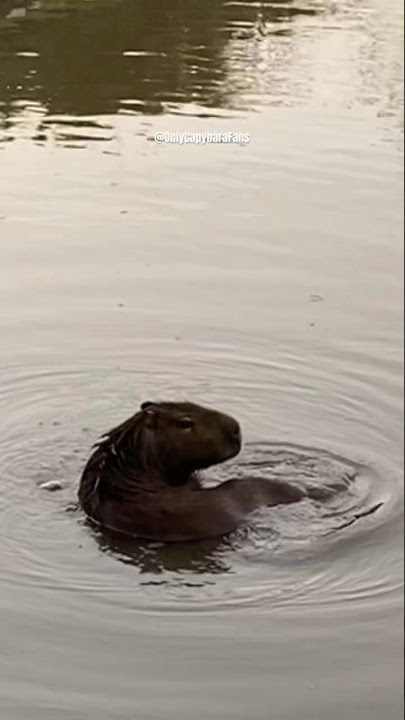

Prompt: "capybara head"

[137,401,241,483]
[90,400,242,488]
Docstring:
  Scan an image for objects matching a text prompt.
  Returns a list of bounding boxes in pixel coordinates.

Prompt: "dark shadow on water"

[87,519,234,577]
[0,0,321,142]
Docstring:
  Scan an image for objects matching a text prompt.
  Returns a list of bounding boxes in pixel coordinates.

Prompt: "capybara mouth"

[224,435,242,461]
[224,419,242,459]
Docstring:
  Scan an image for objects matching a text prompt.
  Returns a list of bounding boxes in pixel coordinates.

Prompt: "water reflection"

[0,0,320,143]
[1,0,403,147]
[91,521,233,577]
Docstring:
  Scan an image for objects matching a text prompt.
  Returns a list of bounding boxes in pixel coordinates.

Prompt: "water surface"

[1,1,403,719]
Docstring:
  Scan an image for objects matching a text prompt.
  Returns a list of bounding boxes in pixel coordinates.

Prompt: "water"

[1,1,403,718]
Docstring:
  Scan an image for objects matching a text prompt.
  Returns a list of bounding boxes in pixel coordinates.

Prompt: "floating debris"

[39,480,63,492]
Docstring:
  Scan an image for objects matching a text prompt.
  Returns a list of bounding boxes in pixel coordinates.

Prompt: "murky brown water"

[1,1,403,718]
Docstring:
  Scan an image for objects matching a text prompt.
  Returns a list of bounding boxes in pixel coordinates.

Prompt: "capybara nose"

[226,417,241,445]
[232,425,241,442]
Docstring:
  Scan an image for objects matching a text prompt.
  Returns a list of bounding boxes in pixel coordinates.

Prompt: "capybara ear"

[140,401,155,410]
[142,406,157,429]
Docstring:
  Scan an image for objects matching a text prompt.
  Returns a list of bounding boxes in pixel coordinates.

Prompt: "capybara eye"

[178,417,193,430]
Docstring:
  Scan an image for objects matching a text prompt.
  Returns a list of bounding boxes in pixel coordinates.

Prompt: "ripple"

[0,358,402,614]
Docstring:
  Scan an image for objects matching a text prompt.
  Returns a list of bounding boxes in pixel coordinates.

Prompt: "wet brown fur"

[78,401,306,542]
